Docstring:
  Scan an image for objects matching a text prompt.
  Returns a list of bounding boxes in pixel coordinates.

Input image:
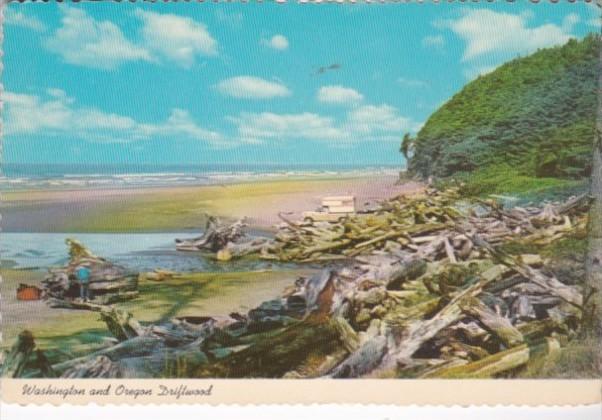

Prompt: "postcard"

[1,0,600,406]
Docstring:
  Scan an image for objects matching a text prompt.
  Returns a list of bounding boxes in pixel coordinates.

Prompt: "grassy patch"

[519,337,600,378]
[121,270,312,323]
[451,165,582,197]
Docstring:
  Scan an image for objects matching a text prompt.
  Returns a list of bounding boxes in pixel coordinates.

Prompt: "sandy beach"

[0,267,316,357]
[2,174,423,232]
[0,173,422,353]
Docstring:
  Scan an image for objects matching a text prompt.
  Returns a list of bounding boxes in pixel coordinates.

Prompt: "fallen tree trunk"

[176,216,247,252]
[330,335,388,378]
[46,299,144,341]
[422,337,560,378]
[218,238,269,261]
[100,307,145,341]
[61,355,122,378]
[42,239,138,301]
[466,232,583,307]
[195,320,345,378]
[460,297,524,348]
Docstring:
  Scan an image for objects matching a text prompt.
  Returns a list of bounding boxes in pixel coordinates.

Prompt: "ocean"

[0,163,402,191]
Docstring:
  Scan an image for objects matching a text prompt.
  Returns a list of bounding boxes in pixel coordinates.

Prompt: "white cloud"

[216,76,291,99]
[562,13,580,32]
[136,109,223,143]
[44,8,151,70]
[135,10,218,67]
[229,104,419,144]
[4,91,75,136]
[229,112,345,143]
[4,90,225,145]
[46,88,74,103]
[346,104,418,135]
[317,85,363,105]
[5,8,46,31]
[263,34,289,51]
[444,9,576,62]
[44,8,217,69]
[422,35,445,49]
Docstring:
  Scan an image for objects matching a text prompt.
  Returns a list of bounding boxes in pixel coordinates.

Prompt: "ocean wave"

[0,167,400,191]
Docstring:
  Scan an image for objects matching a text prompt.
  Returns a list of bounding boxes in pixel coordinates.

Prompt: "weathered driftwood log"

[42,238,138,301]
[61,355,122,378]
[422,337,560,378]
[386,258,427,290]
[330,335,388,378]
[46,299,144,341]
[100,307,145,341]
[217,238,269,261]
[471,233,583,307]
[459,297,524,348]
[139,269,175,282]
[51,336,165,375]
[176,216,247,252]
[195,320,345,378]
[50,311,250,378]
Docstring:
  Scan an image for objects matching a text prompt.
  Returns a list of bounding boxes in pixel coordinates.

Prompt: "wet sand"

[1,267,316,358]
[2,175,423,232]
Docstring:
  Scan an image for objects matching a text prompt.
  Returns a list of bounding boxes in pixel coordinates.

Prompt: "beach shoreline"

[1,174,423,233]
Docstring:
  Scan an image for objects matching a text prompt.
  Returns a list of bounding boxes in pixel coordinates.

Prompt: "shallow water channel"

[1,232,298,273]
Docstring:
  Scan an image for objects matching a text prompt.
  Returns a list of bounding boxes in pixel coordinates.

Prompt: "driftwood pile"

[4,188,591,379]
[41,239,138,304]
[261,188,590,263]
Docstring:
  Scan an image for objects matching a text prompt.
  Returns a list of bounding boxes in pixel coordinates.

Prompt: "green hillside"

[407,35,599,194]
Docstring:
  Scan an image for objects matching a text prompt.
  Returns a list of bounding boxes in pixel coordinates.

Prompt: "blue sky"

[3,1,599,168]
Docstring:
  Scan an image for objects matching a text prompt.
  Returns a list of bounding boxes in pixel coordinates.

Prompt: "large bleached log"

[423,337,560,378]
[196,320,345,378]
[472,233,583,307]
[51,336,165,375]
[176,216,247,252]
[46,299,144,341]
[100,307,145,341]
[61,355,122,378]
[42,239,138,301]
[47,298,107,311]
[220,238,269,260]
[459,297,524,348]
[330,335,388,378]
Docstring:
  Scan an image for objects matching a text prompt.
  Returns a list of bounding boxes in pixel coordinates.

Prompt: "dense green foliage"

[408,35,599,192]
